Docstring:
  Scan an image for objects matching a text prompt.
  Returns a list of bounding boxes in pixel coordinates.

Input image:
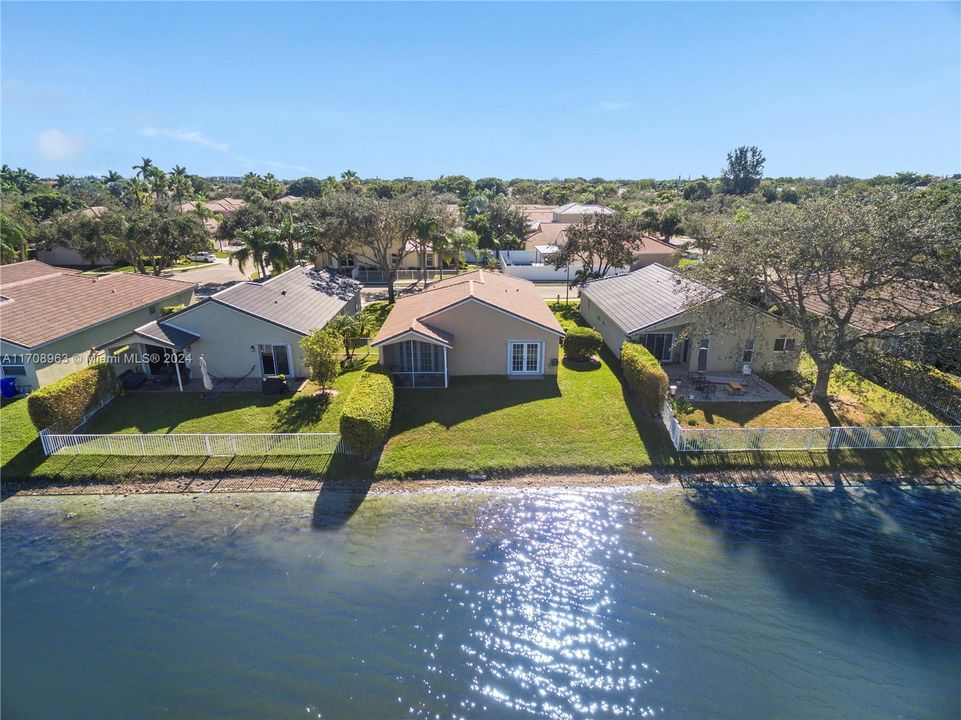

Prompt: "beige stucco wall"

[37,245,114,268]
[579,295,628,357]
[164,293,360,379]
[1,288,195,389]
[580,294,800,374]
[392,300,561,376]
[630,251,678,269]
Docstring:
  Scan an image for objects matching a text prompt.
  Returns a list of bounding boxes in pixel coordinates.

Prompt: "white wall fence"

[661,401,961,452]
[39,430,350,457]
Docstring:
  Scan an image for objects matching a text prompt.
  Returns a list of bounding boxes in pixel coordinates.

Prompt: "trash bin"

[1,377,17,398]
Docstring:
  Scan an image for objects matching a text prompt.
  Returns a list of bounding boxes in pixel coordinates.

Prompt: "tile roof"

[180,198,247,215]
[0,260,70,288]
[371,270,565,347]
[0,262,196,348]
[580,264,721,334]
[209,266,361,335]
[787,275,959,334]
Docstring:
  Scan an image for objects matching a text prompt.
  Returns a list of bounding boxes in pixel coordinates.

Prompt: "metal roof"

[209,266,361,335]
[580,264,721,334]
[134,321,201,349]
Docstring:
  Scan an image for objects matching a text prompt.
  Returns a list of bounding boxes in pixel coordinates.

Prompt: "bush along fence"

[661,401,961,452]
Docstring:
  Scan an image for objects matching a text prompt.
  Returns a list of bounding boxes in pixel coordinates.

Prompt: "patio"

[127,376,311,394]
[664,365,789,403]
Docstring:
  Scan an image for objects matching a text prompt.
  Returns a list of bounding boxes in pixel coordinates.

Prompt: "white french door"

[508,341,543,375]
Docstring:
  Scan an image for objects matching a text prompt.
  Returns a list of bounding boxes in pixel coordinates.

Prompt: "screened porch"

[380,339,449,388]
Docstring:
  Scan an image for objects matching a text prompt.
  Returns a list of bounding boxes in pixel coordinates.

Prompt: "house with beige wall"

[99,266,361,389]
[371,270,565,387]
[0,260,196,390]
[580,264,801,374]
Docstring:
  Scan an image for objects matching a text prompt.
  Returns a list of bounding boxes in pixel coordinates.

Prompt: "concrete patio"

[664,365,789,403]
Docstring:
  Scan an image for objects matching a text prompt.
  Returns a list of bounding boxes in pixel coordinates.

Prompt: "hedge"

[620,341,669,415]
[340,364,394,457]
[27,363,117,432]
[563,327,603,361]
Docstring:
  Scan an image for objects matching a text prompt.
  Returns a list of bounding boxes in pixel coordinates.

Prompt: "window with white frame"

[773,338,797,352]
[508,341,543,374]
[339,254,356,268]
[258,344,291,376]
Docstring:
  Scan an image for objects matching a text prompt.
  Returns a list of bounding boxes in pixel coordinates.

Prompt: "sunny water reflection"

[2,485,959,719]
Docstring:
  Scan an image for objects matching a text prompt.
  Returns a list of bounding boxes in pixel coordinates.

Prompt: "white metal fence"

[661,401,961,452]
[39,431,350,457]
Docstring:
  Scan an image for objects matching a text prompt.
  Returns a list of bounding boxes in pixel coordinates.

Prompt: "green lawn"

[375,305,672,477]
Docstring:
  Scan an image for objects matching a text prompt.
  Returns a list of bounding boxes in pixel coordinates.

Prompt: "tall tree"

[0,213,29,263]
[410,192,455,284]
[688,189,961,403]
[132,156,155,180]
[102,170,124,183]
[349,195,417,303]
[37,209,123,265]
[721,146,766,195]
[229,225,288,279]
[121,209,210,275]
[340,169,361,192]
[547,212,649,285]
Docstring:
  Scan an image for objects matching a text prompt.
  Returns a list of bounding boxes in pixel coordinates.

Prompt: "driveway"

[163,259,248,296]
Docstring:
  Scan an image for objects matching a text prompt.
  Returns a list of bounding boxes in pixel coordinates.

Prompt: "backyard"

[1,304,958,487]
[681,355,945,429]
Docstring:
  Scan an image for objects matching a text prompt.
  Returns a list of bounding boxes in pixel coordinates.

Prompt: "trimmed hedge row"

[620,341,669,414]
[340,364,394,457]
[563,327,603,362]
[27,363,117,432]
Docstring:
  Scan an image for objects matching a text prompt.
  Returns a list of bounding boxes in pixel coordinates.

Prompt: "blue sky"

[2,2,958,180]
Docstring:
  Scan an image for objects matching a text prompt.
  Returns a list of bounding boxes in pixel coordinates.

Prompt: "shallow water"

[2,485,959,719]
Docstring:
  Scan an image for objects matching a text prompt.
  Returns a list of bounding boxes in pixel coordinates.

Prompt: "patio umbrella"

[199,355,214,394]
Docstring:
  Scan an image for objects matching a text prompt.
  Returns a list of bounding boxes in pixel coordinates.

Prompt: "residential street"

[163,259,248,296]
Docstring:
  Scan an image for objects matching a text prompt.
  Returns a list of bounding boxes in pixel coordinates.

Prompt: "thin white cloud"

[140,126,230,152]
[35,128,86,160]
[594,100,632,113]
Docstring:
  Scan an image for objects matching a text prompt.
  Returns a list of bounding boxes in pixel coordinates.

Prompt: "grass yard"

[375,306,673,477]
[682,354,944,430]
[0,358,377,483]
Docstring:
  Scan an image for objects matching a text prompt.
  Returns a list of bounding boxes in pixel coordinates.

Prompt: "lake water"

[2,484,959,719]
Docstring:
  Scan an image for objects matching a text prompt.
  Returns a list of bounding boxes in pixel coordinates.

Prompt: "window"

[258,344,291,376]
[773,338,796,352]
[339,254,356,268]
[742,339,755,363]
[1,355,27,377]
[508,341,542,375]
[148,304,158,315]
[635,333,675,362]
[425,253,435,268]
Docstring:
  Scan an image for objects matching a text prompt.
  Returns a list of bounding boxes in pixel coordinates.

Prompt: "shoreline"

[3,466,959,498]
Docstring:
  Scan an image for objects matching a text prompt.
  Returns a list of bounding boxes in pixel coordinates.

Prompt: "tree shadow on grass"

[273,392,331,432]
[390,375,562,433]
[684,482,961,652]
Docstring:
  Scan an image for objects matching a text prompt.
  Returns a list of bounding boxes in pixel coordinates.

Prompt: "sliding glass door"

[258,344,291,376]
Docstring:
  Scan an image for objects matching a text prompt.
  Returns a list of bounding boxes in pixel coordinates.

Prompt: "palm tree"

[340,169,360,192]
[276,210,307,267]
[54,174,74,189]
[0,214,28,263]
[171,165,188,177]
[132,157,154,179]
[229,226,287,279]
[102,170,123,183]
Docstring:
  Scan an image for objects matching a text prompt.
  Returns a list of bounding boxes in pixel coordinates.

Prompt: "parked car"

[187,251,217,263]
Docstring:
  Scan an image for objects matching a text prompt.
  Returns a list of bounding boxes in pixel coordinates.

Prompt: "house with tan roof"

[97,266,361,390]
[371,270,565,387]
[0,261,196,390]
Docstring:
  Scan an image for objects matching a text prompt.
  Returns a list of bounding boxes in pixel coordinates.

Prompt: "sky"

[2,1,959,180]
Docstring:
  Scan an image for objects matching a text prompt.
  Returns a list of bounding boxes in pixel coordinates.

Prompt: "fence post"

[231,436,237,454]
[204,435,212,456]
[140,435,146,455]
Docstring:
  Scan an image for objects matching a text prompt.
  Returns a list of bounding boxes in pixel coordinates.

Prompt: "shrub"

[301,328,341,390]
[563,327,603,361]
[620,341,669,414]
[161,304,187,317]
[340,364,394,457]
[27,363,116,432]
